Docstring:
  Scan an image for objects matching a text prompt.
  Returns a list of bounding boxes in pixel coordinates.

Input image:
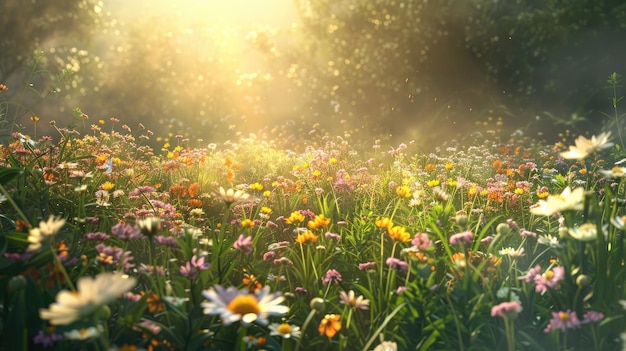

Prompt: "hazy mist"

[1,0,625,149]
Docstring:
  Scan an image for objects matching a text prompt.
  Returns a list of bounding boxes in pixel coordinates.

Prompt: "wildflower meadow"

[3,76,626,351]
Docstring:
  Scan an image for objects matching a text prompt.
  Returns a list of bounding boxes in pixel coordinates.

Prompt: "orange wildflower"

[188,199,203,208]
[56,242,69,261]
[143,292,165,314]
[242,269,263,292]
[188,182,201,198]
[15,219,29,232]
[318,314,342,338]
[169,185,187,198]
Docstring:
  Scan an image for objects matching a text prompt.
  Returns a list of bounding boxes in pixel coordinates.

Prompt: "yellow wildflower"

[427,179,440,187]
[387,225,411,243]
[396,185,412,198]
[375,217,394,230]
[101,182,115,191]
[285,211,305,224]
[241,219,255,228]
[296,231,318,244]
[308,214,331,229]
[249,182,263,191]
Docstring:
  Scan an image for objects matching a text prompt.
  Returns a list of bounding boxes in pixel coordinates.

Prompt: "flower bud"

[8,275,27,291]
[138,217,161,237]
[310,297,326,313]
[455,215,469,228]
[496,223,511,236]
[576,274,591,288]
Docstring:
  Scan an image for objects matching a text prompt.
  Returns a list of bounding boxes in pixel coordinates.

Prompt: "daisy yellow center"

[227,295,261,315]
[544,270,554,280]
[277,323,292,334]
[559,312,570,322]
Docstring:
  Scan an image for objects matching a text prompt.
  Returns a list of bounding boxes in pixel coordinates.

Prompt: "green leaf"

[0,166,23,185]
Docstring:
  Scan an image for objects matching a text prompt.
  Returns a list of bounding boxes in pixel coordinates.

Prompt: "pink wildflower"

[233,234,253,253]
[544,310,581,332]
[582,311,604,323]
[519,265,542,283]
[491,301,523,319]
[386,257,409,271]
[358,262,376,270]
[411,233,432,250]
[534,266,565,294]
[322,269,343,285]
[449,231,474,245]
[179,255,210,280]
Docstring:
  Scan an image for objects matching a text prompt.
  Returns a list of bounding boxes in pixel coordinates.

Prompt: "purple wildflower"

[33,329,63,348]
[84,232,110,241]
[180,255,210,280]
[111,223,143,240]
[153,235,180,248]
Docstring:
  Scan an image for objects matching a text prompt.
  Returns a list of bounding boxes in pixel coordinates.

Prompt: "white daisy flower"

[269,322,302,339]
[26,216,66,252]
[529,187,585,216]
[201,285,288,326]
[568,223,606,242]
[214,187,250,207]
[560,131,613,160]
[63,326,103,340]
[39,272,137,325]
[599,166,626,178]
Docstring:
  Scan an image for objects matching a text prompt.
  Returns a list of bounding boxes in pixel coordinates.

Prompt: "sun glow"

[99,0,300,137]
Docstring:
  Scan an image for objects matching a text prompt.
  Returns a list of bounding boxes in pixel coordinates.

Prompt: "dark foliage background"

[1,0,625,147]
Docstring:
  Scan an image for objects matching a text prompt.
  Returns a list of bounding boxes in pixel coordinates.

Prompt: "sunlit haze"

[2,0,622,148]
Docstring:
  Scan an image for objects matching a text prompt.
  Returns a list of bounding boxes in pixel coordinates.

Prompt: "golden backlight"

[100,0,301,138]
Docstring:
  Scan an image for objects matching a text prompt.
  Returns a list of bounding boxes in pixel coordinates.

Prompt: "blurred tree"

[0,0,103,82]
[465,0,626,133]
[267,0,626,143]
[275,0,488,140]
[0,0,109,136]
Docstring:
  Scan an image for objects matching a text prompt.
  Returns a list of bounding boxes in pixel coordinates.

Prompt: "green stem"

[504,317,515,351]
[295,309,317,351]
[361,302,406,351]
[445,293,465,351]
[0,183,29,223]
[236,325,248,351]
